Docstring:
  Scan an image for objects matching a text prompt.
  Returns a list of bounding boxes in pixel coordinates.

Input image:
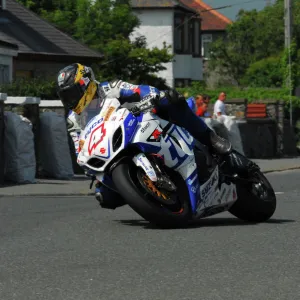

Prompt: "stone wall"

[3,98,298,160]
[208,99,298,158]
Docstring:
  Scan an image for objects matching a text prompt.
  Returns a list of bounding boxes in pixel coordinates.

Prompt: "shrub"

[0,78,57,99]
[177,81,300,107]
[242,56,283,88]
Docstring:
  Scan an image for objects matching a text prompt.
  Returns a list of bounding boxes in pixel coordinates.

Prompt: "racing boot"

[207,129,259,175]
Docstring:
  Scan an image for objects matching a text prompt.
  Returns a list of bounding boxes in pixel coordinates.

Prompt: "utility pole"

[284,0,293,48]
[284,0,293,127]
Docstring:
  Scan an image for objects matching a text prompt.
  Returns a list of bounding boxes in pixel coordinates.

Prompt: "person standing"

[213,92,227,117]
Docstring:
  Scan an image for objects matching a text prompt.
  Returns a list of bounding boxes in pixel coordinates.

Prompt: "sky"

[203,0,274,20]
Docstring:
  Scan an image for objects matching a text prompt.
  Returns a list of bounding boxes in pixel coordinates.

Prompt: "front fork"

[132,153,177,192]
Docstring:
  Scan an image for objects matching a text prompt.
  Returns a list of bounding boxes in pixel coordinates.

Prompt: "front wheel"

[229,171,276,222]
[112,161,192,228]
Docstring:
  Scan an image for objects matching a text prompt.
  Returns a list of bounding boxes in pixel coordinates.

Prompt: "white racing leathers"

[66,79,137,154]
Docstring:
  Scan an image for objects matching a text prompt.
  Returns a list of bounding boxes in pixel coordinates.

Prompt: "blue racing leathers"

[68,79,211,153]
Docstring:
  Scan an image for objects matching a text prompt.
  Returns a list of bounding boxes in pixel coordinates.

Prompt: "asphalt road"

[1,170,300,300]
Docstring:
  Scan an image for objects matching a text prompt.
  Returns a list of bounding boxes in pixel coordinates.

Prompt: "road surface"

[1,170,300,300]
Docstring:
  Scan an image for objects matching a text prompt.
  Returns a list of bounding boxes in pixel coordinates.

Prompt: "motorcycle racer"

[57,63,252,209]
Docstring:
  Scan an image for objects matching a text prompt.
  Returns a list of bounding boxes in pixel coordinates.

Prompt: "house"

[180,0,232,59]
[131,0,232,87]
[0,0,102,84]
[131,0,202,88]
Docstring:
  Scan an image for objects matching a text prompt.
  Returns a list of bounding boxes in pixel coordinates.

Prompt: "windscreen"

[79,97,104,130]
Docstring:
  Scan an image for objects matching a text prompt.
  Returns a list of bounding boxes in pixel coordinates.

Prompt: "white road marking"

[275,192,284,195]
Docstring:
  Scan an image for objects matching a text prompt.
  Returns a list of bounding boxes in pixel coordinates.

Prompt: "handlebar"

[129,94,158,116]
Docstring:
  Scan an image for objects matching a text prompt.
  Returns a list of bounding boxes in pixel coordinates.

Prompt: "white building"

[131,0,202,88]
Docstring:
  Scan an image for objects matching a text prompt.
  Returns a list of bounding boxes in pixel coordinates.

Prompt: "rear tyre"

[112,161,192,228]
[229,171,276,222]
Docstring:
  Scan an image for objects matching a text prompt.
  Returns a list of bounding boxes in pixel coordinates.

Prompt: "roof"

[173,0,232,30]
[0,39,18,50]
[0,0,102,58]
[131,0,198,14]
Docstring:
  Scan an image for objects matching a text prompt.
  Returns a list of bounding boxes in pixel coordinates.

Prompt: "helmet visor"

[57,82,85,111]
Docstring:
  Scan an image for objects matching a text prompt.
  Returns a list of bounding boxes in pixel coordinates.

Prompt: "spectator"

[213,92,227,117]
[196,102,208,117]
[195,94,205,108]
[196,94,211,117]
[186,94,204,114]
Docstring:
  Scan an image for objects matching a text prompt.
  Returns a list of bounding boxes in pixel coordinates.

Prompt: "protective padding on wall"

[39,112,74,179]
[4,112,36,183]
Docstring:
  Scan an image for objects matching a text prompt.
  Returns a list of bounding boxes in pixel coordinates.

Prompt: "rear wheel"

[229,171,276,222]
[112,161,192,228]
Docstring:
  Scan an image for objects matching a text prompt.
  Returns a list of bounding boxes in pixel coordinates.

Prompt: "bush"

[0,74,169,99]
[242,56,283,88]
[0,78,57,99]
[177,81,300,107]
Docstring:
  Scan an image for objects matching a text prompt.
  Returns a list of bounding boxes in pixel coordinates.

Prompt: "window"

[174,78,191,88]
[0,64,9,84]
[201,34,213,58]
[189,19,194,54]
[174,15,184,53]
[193,19,201,56]
[175,14,202,55]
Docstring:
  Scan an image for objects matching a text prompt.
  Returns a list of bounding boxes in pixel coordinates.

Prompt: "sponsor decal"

[119,110,127,121]
[147,128,162,142]
[150,86,156,94]
[85,118,103,139]
[104,106,115,121]
[98,85,110,99]
[128,119,135,127]
[200,168,219,201]
[78,139,85,152]
[120,82,137,90]
[141,122,150,133]
[103,85,110,93]
[219,185,227,200]
[187,173,198,185]
[138,157,149,171]
[148,170,156,177]
[100,148,106,154]
[88,122,106,155]
[141,93,154,102]
[79,77,90,86]
[57,72,65,85]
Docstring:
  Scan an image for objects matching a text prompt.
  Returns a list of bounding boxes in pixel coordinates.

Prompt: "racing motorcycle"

[77,95,276,228]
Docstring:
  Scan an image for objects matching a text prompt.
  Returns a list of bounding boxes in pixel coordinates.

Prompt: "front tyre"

[229,171,276,222]
[112,162,192,228]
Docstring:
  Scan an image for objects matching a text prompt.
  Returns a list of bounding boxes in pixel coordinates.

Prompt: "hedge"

[177,82,300,107]
[0,78,57,99]
[1,78,300,107]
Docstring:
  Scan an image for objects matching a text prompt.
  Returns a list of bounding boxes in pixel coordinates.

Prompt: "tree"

[209,0,300,87]
[242,56,283,88]
[17,0,173,87]
[281,40,300,93]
